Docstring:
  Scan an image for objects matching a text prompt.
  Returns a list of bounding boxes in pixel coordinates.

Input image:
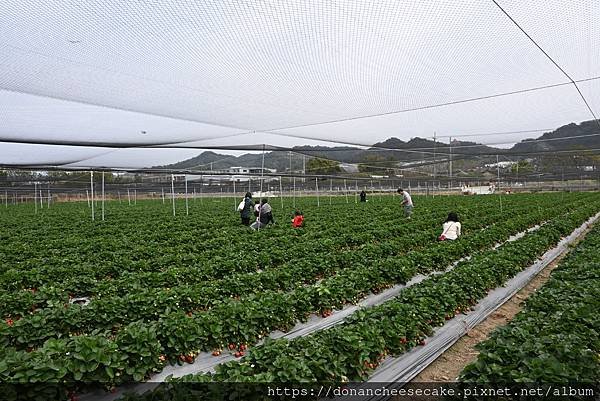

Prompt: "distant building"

[484,161,516,169]
[185,167,278,183]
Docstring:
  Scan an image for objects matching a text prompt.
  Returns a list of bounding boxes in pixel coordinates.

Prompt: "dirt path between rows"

[410,225,594,384]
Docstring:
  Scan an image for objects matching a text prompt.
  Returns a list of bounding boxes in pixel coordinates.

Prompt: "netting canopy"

[1,0,599,168]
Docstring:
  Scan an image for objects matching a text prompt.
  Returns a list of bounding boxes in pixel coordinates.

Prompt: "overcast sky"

[0,0,598,168]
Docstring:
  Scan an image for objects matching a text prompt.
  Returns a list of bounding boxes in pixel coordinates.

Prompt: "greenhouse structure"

[0,1,599,400]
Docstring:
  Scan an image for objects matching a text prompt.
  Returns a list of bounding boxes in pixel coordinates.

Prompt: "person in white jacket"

[439,212,461,241]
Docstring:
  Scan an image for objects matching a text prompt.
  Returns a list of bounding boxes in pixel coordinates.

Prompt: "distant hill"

[511,120,599,153]
[157,120,599,172]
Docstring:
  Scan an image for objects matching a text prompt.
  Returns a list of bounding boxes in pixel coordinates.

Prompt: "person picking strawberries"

[292,210,304,228]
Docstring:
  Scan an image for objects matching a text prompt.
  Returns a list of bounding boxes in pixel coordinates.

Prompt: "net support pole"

[90,172,95,221]
[171,174,176,217]
[161,187,165,204]
[329,179,332,205]
[258,144,266,232]
[101,172,105,221]
[200,176,203,204]
[134,187,137,205]
[34,182,37,214]
[127,188,131,206]
[39,187,43,209]
[86,189,90,207]
[118,190,121,203]
[344,179,349,204]
[47,184,50,208]
[185,175,189,216]
[315,177,320,207]
[4,190,7,208]
[279,177,284,209]
[293,177,296,209]
[233,180,238,211]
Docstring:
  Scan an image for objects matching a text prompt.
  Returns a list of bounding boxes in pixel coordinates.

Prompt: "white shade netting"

[0,0,599,168]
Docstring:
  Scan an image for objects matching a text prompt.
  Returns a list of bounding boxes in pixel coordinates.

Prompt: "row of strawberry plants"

[0,197,568,348]
[0,194,542,341]
[0,205,449,317]
[0,194,564,290]
[0,198,589,390]
[0,193,571,314]
[459,223,600,384]
[149,199,600,390]
[0,197,457,293]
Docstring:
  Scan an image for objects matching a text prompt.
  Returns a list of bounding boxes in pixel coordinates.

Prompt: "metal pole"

[293,177,296,209]
[4,190,7,208]
[185,175,189,215]
[496,154,501,192]
[234,180,238,211]
[134,187,137,205]
[162,187,165,204]
[47,184,50,208]
[449,136,453,188]
[86,189,90,207]
[279,177,284,209]
[118,190,121,203]
[90,172,95,221]
[315,177,320,207]
[171,174,176,217]
[127,188,131,206]
[302,155,306,183]
[200,176,203,204]
[433,131,437,179]
[257,145,266,232]
[101,172,105,221]
[344,179,349,203]
[34,182,37,214]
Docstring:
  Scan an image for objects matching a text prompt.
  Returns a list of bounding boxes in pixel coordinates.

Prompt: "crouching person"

[251,199,275,230]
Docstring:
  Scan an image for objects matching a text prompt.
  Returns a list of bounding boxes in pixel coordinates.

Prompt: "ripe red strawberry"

[239,344,247,351]
[212,350,221,357]
[178,354,186,362]
[228,343,236,350]
[6,318,14,326]
[185,355,194,363]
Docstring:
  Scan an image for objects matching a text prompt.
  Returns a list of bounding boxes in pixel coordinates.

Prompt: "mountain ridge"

[158,120,599,172]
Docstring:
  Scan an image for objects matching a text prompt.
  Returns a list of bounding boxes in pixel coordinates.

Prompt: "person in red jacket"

[292,210,304,228]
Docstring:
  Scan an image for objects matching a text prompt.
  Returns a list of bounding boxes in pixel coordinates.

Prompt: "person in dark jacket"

[237,192,253,226]
[251,198,275,230]
[360,190,367,202]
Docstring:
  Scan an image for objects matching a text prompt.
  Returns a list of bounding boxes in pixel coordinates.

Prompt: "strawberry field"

[459,221,600,384]
[0,192,599,400]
